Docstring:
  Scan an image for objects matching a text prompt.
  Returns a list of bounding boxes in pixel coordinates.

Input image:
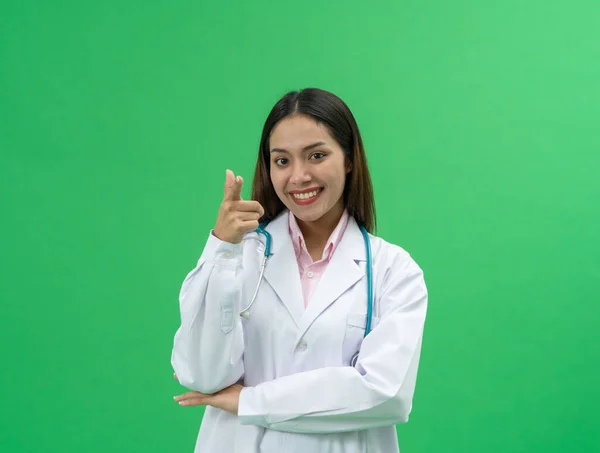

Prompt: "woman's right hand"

[213,169,265,244]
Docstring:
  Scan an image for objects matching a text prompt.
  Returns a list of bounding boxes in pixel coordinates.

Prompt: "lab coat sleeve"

[171,231,245,394]
[237,252,427,434]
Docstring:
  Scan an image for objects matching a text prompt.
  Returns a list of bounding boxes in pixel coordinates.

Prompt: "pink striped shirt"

[288,209,350,308]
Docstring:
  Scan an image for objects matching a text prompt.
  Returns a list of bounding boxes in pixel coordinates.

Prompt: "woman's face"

[269,114,350,224]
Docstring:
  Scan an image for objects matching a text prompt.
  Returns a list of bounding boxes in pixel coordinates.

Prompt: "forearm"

[171,234,246,394]
[238,333,423,434]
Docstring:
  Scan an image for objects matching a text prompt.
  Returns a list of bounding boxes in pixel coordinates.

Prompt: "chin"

[292,212,321,222]
[289,205,329,223]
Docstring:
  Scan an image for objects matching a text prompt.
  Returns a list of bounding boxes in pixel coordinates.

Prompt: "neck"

[296,201,344,249]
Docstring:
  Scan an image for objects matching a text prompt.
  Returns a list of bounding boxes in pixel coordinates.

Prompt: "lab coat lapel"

[295,217,367,342]
[262,212,304,327]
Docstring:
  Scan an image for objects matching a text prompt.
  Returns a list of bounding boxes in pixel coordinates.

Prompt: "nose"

[289,161,311,186]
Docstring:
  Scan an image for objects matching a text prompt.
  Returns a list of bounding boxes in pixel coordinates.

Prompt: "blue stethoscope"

[239,221,374,367]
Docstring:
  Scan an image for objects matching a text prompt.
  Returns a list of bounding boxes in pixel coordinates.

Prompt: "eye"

[274,157,288,167]
[309,152,326,160]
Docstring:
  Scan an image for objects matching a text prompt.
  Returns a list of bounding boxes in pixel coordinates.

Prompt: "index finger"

[223,170,243,201]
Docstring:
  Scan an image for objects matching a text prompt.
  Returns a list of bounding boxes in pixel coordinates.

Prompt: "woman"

[171,88,428,453]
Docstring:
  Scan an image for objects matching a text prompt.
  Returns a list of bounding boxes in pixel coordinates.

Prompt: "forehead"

[269,114,336,150]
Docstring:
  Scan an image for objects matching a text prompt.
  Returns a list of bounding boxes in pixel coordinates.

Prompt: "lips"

[289,187,324,205]
[291,188,322,199]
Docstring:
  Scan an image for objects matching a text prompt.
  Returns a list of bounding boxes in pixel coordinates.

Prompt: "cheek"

[325,167,346,190]
[269,171,284,194]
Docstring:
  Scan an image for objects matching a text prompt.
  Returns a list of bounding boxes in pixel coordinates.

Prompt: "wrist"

[212,230,241,244]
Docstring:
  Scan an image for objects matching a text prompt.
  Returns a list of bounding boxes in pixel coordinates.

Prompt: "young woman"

[171,88,428,453]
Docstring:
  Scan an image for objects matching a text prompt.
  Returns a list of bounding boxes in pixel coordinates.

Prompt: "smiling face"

[269,114,351,225]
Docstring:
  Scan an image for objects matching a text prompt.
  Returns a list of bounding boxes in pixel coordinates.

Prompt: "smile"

[290,188,324,205]
[292,188,323,200]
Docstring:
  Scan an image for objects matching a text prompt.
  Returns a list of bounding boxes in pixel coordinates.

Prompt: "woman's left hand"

[173,374,243,415]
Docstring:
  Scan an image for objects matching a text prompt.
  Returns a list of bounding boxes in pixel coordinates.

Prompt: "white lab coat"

[171,209,428,453]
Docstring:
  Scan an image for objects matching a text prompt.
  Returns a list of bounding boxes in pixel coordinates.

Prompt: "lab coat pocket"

[343,313,380,365]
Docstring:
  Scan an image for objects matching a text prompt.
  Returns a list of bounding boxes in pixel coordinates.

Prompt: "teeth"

[293,189,321,200]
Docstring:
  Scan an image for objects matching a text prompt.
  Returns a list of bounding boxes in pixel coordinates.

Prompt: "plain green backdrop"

[1,0,599,452]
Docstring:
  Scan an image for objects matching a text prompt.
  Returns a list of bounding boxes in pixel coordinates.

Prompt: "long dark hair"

[251,88,376,233]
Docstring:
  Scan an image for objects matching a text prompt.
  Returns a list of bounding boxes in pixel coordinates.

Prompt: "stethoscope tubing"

[238,221,374,367]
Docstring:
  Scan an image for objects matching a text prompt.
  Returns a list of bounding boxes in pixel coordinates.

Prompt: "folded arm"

[238,255,428,433]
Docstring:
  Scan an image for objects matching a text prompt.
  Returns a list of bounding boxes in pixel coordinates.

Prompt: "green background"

[1,0,599,452]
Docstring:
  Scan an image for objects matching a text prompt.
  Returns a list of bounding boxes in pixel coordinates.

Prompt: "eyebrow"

[270,141,328,154]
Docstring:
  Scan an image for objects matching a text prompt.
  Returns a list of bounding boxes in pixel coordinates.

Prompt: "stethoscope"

[239,221,374,367]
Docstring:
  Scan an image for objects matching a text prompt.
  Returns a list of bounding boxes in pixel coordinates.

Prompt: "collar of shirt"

[288,209,350,264]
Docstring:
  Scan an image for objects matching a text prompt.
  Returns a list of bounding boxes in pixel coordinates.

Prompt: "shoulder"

[368,233,423,277]
[240,210,289,255]
[369,233,428,317]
